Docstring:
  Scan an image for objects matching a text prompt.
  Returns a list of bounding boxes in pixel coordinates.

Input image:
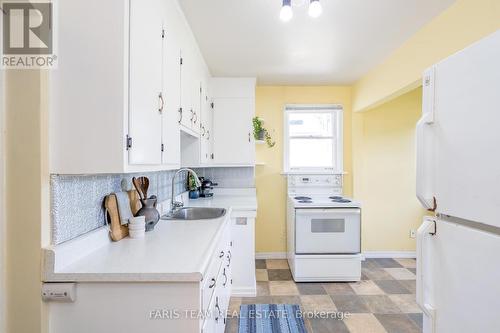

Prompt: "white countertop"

[42,190,257,283]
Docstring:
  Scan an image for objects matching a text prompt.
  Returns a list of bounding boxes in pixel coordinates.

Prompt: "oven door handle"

[296,209,360,216]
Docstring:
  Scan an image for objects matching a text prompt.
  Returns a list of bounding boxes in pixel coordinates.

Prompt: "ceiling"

[179,0,455,85]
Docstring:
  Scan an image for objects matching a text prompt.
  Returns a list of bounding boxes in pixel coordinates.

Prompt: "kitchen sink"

[161,207,226,220]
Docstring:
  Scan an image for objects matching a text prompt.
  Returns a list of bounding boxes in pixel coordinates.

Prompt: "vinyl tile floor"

[225,258,422,333]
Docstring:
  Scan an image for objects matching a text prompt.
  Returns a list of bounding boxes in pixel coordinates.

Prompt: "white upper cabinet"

[199,80,213,165]
[211,78,256,166]
[50,0,208,174]
[128,0,164,165]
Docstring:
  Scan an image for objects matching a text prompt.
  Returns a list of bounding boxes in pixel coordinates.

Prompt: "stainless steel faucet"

[170,168,202,213]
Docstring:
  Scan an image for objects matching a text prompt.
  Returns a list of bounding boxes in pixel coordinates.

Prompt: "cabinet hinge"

[180,57,183,65]
[126,135,132,150]
[161,143,164,152]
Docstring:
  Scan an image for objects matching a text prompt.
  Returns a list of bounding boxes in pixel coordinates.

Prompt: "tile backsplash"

[194,167,255,188]
[50,167,255,245]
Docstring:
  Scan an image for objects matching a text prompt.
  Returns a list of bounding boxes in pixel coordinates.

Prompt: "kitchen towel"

[115,191,133,225]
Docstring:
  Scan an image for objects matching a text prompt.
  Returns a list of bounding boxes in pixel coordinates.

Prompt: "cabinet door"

[191,80,202,133]
[199,82,212,164]
[128,0,163,165]
[179,50,193,129]
[212,98,255,165]
[162,24,181,166]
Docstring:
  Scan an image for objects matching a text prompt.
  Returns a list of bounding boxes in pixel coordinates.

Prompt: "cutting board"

[105,190,141,241]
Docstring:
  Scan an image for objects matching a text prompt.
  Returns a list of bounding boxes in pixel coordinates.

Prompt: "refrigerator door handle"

[417,217,436,333]
[416,69,436,211]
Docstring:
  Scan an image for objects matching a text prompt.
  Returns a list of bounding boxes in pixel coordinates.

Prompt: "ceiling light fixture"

[291,0,306,7]
[308,0,323,18]
[280,0,293,22]
[280,0,322,21]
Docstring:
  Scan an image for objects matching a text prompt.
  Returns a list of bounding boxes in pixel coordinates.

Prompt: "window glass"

[289,113,332,137]
[284,107,342,172]
[289,138,334,168]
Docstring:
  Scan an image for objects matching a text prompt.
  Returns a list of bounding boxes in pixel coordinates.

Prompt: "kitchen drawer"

[202,222,231,313]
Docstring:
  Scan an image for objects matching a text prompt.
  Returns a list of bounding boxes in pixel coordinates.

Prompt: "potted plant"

[188,174,200,199]
[252,117,276,148]
[252,117,266,141]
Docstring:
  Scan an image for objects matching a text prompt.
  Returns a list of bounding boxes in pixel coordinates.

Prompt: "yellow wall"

[255,86,352,253]
[5,70,49,332]
[353,88,428,251]
[353,0,500,112]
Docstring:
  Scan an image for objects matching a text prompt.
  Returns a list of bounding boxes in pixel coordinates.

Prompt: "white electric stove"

[287,175,362,282]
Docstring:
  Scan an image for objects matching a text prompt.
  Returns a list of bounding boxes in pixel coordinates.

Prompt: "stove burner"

[329,196,343,200]
[332,198,351,203]
[294,196,312,200]
[298,200,313,204]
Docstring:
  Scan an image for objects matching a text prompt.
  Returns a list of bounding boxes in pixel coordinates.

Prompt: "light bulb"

[308,0,322,18]
[280,4,293,22]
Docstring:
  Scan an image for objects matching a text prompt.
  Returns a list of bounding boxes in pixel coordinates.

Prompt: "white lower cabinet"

[47,221,233,333]
[201,222,232,333]
[230,210,257,296]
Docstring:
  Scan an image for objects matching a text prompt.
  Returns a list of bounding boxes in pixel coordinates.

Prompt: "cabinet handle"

[208,278,216,288]
[201,126,206,136]
[158,92,164,113]
[178,108,183,124]
[215,297,220,322]
[206,130,210,140]
[223,268,228,286]
[248,132,251,142]
[226,250,231,267]
[219,251,224,258]
[190,109,194,122]
[193,112,198,124]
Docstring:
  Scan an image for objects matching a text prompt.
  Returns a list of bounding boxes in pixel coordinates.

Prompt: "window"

[284,105,343,173]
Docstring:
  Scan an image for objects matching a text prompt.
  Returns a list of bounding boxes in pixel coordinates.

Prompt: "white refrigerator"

[416,29,500,333]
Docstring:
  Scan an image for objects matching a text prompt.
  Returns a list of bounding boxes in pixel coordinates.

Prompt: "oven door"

[295,208,361,254]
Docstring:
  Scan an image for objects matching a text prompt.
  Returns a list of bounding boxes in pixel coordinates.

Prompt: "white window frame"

[283,104,343,174]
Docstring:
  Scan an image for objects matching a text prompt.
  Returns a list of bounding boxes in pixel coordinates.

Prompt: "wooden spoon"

[138,176,150,199]
[132,177,145,200]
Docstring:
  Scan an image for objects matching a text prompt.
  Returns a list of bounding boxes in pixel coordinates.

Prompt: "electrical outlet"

[410,229,416,239]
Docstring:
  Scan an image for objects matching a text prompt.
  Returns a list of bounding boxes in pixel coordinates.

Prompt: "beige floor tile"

[344,313,388,333]
[256,282,270,296]
[389,294,422,313]
[227,297,242,317]
[266,259,289,269]
[256,269,269,281]
[322,283,355,295]
[269,281,299,296]
[395,259,417,268]
[299,295,337,313]
[361,295,401,314]
[349,280,385,295]
[384,268,416,280]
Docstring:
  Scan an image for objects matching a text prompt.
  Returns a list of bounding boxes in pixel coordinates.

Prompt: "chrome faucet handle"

[172,201,184,210]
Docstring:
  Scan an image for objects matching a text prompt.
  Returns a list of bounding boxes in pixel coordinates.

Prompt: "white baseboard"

[255,251,416,259]
[231,287,257,298]
[255,252,287,259]
[363,251,416,259]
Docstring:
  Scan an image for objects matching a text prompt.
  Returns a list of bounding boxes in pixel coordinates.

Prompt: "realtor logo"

[1,1,57,68]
